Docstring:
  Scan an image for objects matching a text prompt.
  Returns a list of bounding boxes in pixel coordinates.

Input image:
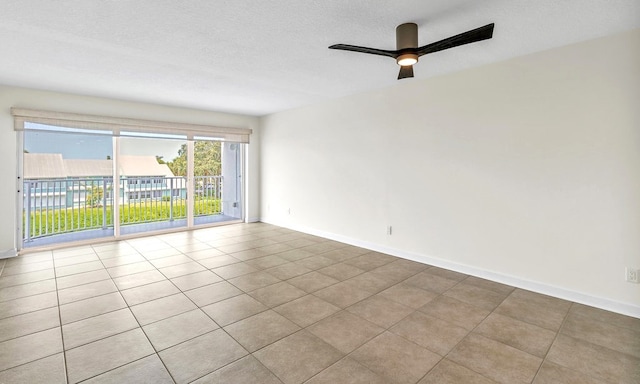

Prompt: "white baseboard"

[0,248,18,259]
[262,217,640,319]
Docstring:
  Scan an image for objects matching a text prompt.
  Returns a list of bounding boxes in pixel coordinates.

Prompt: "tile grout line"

[74,355,167,384]
[148,239,359,383]
[0,291,58,321]
[52,250,71,384]
[149,237,291,383]
[161,249,274,382]
[0,249,359,345]
[152,231,396,380]
[533,302,640,382]
[7,223,633,383]
[127,237,283,382]
[59,244,151,383]
[411,276,510,384]
[165,229,313,382]
[0,252,63,377]
[59,239,179,384]
[0,239,446,358]
[110,238,184,384]
[285,265,454,383]
[3,250,440,380]
[529,301,575,383]
[0,309,61,345]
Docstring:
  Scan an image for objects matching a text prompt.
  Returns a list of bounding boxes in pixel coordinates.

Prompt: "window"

[14,108,250,249]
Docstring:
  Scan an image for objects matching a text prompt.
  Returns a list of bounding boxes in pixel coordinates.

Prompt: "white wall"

[0,86,260,255]
[260,29,640,316]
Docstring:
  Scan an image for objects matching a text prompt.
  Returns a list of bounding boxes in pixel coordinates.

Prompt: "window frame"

[14,108,249,251]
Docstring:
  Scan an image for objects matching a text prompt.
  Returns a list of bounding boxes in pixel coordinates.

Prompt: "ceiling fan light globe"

[397,54,418,66]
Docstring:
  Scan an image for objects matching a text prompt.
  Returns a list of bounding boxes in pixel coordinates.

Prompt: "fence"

[23,175,223,242]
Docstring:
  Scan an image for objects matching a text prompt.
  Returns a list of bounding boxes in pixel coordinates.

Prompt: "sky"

[24,131,184,161]
[120,137,184,161]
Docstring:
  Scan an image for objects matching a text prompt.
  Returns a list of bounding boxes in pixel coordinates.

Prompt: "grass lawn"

[25,198,221,238]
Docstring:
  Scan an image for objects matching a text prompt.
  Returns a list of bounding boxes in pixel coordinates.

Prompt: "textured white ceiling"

[1,0,638,116]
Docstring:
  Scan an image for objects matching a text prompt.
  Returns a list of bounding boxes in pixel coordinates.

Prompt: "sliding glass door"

[118,134,188,236]
[22,124,115,247]
[20,125,244,249]
[193,139,243,225]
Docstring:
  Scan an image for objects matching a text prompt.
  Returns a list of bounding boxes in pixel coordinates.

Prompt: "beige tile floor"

[0,223,638,384]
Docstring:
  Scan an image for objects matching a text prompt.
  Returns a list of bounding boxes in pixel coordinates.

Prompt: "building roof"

[23,154,175,179]
[119,155,174,177]
[65,159,112,177]
[23,153,67,179]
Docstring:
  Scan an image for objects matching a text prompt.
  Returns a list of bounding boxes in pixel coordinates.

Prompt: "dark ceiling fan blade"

[329,44,398,59]
[398,65,414,80]
[416,23,494,56]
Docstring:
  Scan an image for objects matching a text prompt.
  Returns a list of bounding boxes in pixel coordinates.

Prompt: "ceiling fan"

[329,22,495,80]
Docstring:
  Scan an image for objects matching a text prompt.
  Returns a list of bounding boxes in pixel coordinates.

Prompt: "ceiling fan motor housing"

[396,23,419,66]
[328,21,494,79]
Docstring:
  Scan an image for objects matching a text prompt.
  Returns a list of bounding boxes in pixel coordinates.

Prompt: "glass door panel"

[23,126,114,247]
[119,135,187,235]
[193,139,243,225]
[21,126,244,249]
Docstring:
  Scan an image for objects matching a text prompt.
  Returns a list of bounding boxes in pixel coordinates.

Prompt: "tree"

[194,141,222,176]
[166,141,221,177]
[167,146,187,176]
[86,184,104,207]
[155,155,165,164]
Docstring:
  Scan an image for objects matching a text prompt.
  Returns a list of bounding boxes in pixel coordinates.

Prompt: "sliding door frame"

[14,108,251,252]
